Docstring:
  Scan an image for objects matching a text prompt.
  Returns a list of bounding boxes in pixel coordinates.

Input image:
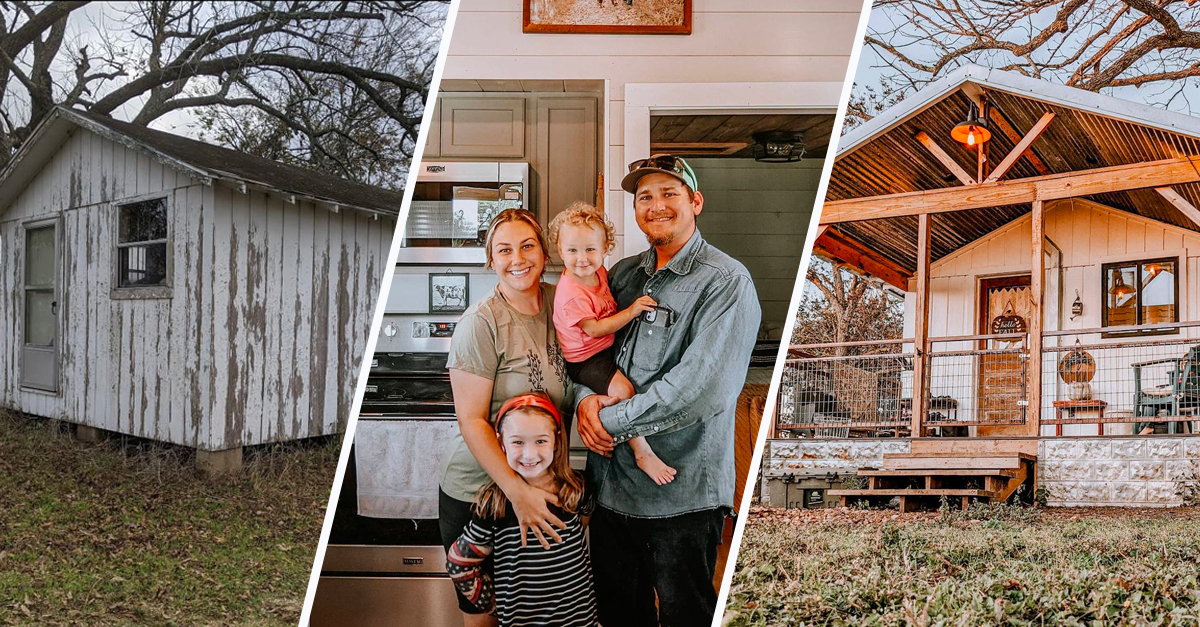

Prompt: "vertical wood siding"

[0,127,395,450]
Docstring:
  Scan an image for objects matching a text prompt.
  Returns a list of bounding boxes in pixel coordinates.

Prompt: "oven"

[398,161,531,264]
[311,336,464,627]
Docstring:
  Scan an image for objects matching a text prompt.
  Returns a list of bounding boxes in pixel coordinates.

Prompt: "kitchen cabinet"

[536,96,598,228]
[423,100,441,158]
[438,97,526,158]
[426,91,601,233]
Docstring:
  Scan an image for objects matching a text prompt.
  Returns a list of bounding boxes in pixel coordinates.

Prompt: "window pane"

[119,198,168,243]
[25,226,54,287]
[25,290,54,345]
[119,243,168,286]
[1141,261,1176,324]
[1105,265,1137,326]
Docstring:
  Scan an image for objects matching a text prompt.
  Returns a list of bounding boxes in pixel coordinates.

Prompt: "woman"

[438,208,574,627]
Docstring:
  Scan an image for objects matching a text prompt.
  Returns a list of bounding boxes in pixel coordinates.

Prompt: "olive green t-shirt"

[439,282,573,503]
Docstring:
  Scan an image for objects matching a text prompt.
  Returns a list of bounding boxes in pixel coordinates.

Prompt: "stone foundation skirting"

[763,436,1200,507]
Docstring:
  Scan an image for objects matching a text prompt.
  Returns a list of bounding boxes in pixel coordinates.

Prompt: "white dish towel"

[355,420,458,519]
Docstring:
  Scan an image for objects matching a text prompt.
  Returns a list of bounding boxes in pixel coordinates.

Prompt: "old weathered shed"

[0,107,398,468]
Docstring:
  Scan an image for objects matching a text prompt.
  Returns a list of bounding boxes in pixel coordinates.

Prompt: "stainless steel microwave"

[398,161,531,264]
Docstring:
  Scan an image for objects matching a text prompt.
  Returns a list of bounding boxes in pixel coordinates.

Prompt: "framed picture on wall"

[430,273,470,314]
[523,0,692,35]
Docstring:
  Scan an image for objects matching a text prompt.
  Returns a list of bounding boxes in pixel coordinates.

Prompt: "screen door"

[22,222,58,392]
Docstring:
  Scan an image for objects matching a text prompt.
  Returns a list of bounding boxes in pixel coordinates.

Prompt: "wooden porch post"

[911,213,932,437]
[1028,199,1045,436]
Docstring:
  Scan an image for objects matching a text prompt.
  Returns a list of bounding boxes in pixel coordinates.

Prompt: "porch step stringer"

[831,452,1037,511]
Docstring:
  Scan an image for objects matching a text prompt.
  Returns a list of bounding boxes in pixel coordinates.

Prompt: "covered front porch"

[773,66,1200,507]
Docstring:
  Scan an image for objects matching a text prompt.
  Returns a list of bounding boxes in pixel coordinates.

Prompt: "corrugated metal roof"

[827,66,1200,273]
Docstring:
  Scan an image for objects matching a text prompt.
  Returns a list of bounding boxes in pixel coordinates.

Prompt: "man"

[577,155,761,626]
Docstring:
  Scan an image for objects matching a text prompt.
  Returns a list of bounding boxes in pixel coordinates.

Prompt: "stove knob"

[383,323,398,338]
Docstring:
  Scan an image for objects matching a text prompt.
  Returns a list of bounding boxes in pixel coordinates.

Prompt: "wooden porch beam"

[820,156,1200,224]
[987,107,1051,176]
[915,131,976,185]
[1027,199,1045,437]
[1154,186,1200,228]
[812,227,912,291]
[911,214,932,438]
[985,112,1055,183]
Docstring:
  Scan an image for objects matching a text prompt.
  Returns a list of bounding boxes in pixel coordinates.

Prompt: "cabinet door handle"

[51,301,58,315]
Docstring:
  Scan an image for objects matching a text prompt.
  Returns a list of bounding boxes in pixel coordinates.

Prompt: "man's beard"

[646,232,675,247]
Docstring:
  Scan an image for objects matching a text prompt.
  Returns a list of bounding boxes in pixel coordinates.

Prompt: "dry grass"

[0,410,340,626]
[725,505,1200,626]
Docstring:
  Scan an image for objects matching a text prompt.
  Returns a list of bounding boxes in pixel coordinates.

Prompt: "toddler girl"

[446,394,598,627]
[548,202,676,485]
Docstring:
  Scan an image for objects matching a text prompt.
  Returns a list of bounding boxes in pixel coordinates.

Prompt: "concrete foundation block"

[1111,481,1148,503]
[1129,461,1166,480]
[1147,438,1183,459]
[74,425,107,443]
[1184,438,1200,458]
[1111,439,1147,460]
[197,447,244,475]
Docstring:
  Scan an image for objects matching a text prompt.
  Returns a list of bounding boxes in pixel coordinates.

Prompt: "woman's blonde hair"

[472,403,585,520]
[484,208,551,269]
[547,202,615,254]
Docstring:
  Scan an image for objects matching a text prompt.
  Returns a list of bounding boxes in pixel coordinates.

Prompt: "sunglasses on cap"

[627,155,687,174]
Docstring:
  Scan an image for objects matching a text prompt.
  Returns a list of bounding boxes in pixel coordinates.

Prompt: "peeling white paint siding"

[0,127,395,451]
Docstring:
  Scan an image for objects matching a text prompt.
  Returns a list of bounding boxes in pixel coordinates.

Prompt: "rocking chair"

[1132,345,1200,434]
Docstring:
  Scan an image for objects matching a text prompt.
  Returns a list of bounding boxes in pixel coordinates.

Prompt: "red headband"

[495,393,562,431]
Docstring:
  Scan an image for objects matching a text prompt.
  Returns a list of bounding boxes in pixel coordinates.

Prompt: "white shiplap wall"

[901,199,1200,428]
[690,158,822,337]
[445,0,863,256]
[0,126,394,451]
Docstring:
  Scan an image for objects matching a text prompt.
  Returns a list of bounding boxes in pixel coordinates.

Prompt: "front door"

[22,221,59,392]
[977,276,1030,427]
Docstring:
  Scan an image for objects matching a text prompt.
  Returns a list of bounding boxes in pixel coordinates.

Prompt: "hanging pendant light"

[1110,272,1135,298]
[951,101,991,146]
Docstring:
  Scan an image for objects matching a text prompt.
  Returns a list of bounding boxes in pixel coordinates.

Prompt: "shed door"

[22,223,59,392]
[977,276,1030,425]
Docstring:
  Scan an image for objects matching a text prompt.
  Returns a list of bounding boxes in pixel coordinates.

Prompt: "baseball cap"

[620,154,699,194]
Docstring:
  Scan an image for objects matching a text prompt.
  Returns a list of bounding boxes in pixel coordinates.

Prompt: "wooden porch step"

[882,453,1032,471]
[828,488,996,498]
[858,468,1019,478]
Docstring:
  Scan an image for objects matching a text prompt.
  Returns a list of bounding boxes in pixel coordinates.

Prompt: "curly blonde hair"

[547,202,615,254]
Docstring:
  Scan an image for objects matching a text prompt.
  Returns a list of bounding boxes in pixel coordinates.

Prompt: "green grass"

[725,505,1200,626]
[0,411,340,626]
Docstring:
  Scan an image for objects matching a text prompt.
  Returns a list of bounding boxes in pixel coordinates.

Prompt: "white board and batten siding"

[0,126,394,451]
[690,158,823,337]
[901,199,1200,429]
[446,0,863,256]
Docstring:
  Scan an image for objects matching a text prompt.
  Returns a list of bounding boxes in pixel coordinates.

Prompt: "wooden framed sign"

[523,0,692,35]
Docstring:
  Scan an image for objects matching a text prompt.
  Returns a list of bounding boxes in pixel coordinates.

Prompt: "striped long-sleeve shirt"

[449,501,597,627]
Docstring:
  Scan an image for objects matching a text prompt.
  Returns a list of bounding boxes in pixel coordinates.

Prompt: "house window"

[1102,257,1177,335]
[116,197,169,288]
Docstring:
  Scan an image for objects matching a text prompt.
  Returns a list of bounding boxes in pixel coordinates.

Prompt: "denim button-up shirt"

[585,229,760,518]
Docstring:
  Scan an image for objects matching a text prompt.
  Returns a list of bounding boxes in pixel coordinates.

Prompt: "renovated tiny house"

[774,66,1200,507]
[0,107,398,468]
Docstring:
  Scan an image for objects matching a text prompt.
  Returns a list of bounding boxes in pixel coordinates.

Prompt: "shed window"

[1102,257,1177,335]
[117,198,168,288]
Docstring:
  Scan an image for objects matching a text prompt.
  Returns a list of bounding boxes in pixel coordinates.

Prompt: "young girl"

[548,202,676,485]
[446,393,598,627]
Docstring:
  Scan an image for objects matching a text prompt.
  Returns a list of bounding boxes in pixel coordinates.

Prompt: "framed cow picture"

[523,0,692,34]
[429,272,470,314]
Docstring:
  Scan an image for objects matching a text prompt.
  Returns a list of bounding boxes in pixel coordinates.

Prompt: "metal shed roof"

[0,107,407,218]
[826,65,1200,273]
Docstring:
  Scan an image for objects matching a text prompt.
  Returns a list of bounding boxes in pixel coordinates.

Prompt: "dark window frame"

[112,194,172,299]
[1100,256,1179,338]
